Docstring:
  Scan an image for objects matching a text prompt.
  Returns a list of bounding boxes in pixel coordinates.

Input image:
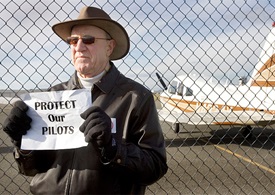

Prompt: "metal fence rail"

[1,1,275,194]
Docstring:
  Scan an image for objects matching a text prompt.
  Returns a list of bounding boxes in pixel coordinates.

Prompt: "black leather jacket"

[14,63,168,194]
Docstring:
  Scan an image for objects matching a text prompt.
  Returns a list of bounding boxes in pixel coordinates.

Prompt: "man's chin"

[77,70,94,78]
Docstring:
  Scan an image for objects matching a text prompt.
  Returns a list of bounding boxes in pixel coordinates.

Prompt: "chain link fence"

[1,0,275,194]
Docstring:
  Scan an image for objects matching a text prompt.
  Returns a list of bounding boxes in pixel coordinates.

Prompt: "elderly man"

[3,6,168,194]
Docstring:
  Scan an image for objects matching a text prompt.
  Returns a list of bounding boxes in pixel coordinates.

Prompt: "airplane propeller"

[156,72,167,90]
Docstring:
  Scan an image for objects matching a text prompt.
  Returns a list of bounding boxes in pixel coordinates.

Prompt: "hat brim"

[52,18,130,60]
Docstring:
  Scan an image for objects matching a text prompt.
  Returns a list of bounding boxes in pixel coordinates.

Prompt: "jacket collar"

[67,72,82,90]
[69,61,119,94]
[94,61,119,93]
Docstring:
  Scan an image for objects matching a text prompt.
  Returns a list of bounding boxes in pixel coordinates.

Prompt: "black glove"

[80,106,112,147]
[3,101,32,147]
[80,106,117,161]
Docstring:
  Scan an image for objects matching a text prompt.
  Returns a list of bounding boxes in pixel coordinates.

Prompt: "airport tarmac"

[148,121,275,194]
[0,103,274,194]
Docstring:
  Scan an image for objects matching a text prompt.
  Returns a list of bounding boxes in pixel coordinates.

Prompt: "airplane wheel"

[172,123,180,133]
[242,125,252,139]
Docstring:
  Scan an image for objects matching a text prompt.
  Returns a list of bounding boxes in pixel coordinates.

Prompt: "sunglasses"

[66,36,111,45]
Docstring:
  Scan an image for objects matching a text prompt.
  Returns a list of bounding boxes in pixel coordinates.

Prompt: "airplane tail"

[249,22,275,87]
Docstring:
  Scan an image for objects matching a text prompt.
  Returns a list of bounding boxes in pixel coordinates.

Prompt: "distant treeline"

[0,89,45,98]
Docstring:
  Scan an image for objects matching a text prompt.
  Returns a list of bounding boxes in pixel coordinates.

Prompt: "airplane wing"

[158,108,275,126]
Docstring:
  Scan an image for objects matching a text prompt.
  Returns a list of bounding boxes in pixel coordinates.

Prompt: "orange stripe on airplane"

[250,80,275,87]
[160,96,272,113]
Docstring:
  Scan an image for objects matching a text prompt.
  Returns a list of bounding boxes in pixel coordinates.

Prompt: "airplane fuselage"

[159,76,275,126]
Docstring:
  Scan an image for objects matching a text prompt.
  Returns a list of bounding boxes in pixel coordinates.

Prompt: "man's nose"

[74,39,86,51]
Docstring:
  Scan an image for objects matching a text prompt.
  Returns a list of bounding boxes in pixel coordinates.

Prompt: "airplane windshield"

[168,81,177,94]
[168,81,193,96]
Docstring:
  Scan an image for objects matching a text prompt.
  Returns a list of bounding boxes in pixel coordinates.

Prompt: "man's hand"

[80,106,112,148]
[3,101,32,146]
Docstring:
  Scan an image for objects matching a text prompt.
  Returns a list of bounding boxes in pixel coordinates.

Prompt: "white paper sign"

[20,89,92,150]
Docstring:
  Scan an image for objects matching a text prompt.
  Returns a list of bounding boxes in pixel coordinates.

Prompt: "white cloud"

[0,0,274,90]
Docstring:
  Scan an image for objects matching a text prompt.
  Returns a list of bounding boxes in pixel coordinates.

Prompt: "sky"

[0,0,275,91]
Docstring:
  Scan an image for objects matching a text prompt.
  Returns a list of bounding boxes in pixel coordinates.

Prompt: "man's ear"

[106,39,116,57]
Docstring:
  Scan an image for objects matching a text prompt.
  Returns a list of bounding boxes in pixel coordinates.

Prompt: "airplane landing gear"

[172,123,180,133]
[242,125,253,139]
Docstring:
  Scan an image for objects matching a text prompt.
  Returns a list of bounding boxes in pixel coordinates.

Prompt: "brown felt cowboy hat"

[52,6,130,60]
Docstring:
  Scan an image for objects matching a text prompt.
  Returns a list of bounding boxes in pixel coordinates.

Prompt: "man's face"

[70,25,115,78]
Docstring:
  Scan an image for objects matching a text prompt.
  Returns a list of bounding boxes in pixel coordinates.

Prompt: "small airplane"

[157,22,275,137]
